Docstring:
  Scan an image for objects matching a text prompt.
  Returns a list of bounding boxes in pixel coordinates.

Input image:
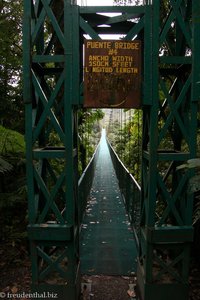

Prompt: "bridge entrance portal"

[23,1,199,299]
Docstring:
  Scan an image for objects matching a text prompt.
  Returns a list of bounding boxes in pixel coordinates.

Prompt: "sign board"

[84,40,142,108]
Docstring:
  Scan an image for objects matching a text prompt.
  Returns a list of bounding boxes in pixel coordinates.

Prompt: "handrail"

[78,138,141,248]
[107,139,141,248]
[78,141,100,224]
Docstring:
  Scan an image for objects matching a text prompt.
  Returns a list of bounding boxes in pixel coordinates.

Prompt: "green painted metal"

[79,6,145,14]
[78,143,99,223]
[80,137,137,275]
[23,0,199,299]
[138,1,199,300]
[108,140,141,244]
[23,0,81,299]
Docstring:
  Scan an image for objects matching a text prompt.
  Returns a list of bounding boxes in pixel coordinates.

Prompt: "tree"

[0,0,24,132]
[78,109,104,175]
[107,109,142,183]
[0,125,27,261]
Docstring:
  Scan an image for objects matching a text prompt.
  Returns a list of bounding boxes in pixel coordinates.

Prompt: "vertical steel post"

[137,1,199,299]
[23,1,199,300]
[23,0,80,299]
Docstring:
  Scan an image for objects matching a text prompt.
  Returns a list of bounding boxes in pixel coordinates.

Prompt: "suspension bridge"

[23,0,200,299]
[80,129,138,276]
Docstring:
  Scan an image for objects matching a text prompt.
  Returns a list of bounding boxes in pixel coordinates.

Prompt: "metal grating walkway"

[80,130,137,275]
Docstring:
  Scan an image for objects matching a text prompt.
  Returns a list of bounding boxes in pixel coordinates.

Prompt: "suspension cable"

[121,109,123,161]
[137,110,140,182]
[129,109,131,171]
[120,109,122,159]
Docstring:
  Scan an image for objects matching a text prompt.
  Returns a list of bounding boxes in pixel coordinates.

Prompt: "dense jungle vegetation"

[0,0,104,270]
[0,0,200,298]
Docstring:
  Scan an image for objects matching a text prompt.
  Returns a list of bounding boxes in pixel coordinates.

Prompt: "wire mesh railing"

[78,142,100,224]
[107,139,141,247]
[78,137,141,246]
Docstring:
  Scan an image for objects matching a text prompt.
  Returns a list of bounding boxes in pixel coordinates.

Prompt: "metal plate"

[84,40,142,108]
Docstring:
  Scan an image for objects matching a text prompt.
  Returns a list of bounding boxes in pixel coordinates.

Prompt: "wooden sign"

[84,40,142,108]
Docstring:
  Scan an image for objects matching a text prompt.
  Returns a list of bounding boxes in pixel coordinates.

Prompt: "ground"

[0,246,31,299]
[0,243,200,300]
[81,275,136,300]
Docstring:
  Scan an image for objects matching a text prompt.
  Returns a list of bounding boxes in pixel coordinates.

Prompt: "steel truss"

[139,1,200,299]
[23,0,80,298]
[23,0,200,299]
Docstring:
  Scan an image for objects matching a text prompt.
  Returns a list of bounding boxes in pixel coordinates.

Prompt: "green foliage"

[176,158,200,225]
[108,110,142,183]
[0,126,27,254]
[194,198,200,225]
[0,0,24,132]
[176,159,200,195]
[0,0,28,263]
[78,109,104,175]
[0,125,25,155]
[0,156,13,174]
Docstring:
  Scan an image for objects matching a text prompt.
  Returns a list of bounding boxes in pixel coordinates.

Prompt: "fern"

[0,156,13,173]
[193,199,200,225]
[176,158,200,225]
[0,125,25,155]
[0,126,27,246]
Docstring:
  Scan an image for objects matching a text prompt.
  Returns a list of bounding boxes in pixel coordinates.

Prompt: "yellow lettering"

[133,68,138,74]
[114,42,140,50]
[112,61,132,68]
[89,55,109,61]
[92,67,113,73]
[90,61,109,67]
[86,41,111,49]
[112,56,133,62]
[116,67,138,73]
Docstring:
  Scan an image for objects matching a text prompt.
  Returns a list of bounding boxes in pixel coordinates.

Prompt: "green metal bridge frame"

[23,0,200,299]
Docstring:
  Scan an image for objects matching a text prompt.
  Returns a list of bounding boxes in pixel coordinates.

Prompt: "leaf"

[188,158,200,167]
[176,158,200,171]
[0,126,25,155]
[176,164,188,170]
[127,289,136,297]
[11,286,18,293]
[0,156,13,173]
[189,175,200,192]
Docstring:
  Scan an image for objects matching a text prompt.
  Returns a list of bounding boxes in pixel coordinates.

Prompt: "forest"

[0,0,104,293]
[0,0,200,299]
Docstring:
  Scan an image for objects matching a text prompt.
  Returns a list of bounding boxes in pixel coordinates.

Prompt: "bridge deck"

[80,131,137,275]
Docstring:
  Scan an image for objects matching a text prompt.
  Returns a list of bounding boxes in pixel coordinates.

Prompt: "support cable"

[120,109,123,160]
[87,112,89,164]
[137,110,140,182]
[129,109,131,171]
